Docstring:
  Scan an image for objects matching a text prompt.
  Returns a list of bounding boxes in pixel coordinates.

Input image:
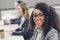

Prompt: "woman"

[10,1,23,25]
[30,3,59,40]
[8,3,30,40]
[4,1,23,25]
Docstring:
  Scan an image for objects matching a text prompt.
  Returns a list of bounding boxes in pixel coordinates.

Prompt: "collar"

[35,25,43,33]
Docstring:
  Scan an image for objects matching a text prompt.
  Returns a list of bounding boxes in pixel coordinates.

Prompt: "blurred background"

[0,0,60,20]
[0,0,60,40]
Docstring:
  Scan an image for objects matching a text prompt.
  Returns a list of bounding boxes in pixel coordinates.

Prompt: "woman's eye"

[39,14,44,16]
[33,15,37,17]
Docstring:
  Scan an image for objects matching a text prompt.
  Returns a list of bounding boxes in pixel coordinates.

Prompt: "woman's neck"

[36,25,43,30]
[38,25,43,30]
[39,26,43,30]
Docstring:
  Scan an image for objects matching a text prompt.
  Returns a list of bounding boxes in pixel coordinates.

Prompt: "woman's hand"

[4,19,11,25]
[6,30,15,35]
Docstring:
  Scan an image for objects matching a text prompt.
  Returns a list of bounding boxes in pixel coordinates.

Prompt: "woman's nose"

[36,17,39,20]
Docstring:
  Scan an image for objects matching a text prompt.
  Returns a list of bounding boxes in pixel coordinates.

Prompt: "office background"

[0,0,60,40]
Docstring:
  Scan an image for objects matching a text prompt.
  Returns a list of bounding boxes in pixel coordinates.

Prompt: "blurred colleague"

[10,1,24,25]
[10,1,23,25]
[30,3,59,40]
[8,3,32,40]
[15,0,23,8]
[4,1,23,25]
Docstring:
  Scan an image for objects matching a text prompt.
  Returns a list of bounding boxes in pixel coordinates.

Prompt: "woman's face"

[17,5,23,14]
[33,9,44,27]
[15,2,18,7]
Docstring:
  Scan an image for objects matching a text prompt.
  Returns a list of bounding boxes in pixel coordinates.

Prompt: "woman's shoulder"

[25,18,30,21]
[45,28,59,40]
[49,28,58,34]
[47,28,58,37]
[24,18,30,23]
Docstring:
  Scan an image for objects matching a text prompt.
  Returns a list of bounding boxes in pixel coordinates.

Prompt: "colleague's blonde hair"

[20,3,30,19]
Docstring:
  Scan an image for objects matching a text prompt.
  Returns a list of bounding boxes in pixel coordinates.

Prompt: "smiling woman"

[33,9,44,29]
[30,2,59,40]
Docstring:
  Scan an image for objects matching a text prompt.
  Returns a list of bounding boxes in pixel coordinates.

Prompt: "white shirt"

[32,26,43,40]
[19,15,25,29]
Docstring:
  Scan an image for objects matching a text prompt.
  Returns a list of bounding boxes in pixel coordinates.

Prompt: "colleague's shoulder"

[26,18,30,21]
[24,18,30,23]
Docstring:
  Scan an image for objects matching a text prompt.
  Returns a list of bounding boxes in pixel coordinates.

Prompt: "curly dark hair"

[30,2,59,38]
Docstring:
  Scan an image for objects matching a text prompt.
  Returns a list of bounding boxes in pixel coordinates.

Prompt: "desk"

[0,31,24,40]
[0,24,24,40]
[2,31,24,40]
[0,24,18,31]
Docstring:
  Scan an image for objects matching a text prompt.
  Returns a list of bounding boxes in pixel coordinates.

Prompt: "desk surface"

[0,24,18,30]
[0,24,24,40]
[6,31,24,40]
[0,31,24,40]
